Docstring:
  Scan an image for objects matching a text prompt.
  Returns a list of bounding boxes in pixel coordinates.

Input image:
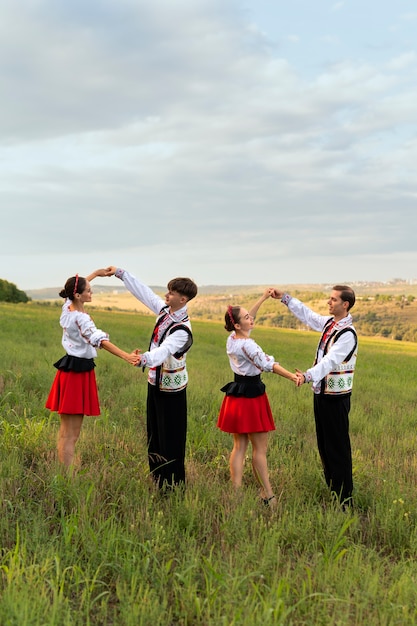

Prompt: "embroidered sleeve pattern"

[304,371,313,384]
[241,339,274,372]
[76,315,109,347]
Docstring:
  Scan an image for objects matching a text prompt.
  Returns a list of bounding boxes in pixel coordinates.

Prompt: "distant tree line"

[256,291,417,342]
[0,279,30,303]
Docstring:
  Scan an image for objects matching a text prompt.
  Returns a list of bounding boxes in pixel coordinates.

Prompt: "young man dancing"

[272,285,358,507]
[105,266,197,490]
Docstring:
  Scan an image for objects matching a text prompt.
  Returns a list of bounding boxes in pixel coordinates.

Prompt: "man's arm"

[138,329,189,368]
[298,331,356,386]
[271,289,329,332]
[104,266,164,314]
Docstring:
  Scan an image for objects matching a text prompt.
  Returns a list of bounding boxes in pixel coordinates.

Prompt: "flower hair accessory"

[73,274,79,296]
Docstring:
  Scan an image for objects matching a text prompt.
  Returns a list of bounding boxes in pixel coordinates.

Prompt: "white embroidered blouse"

[60,300,109,359]
[226,332,275,376]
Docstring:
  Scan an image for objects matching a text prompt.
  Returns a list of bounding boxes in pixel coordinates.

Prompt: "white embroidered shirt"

[282,294,356,394]
[115,268,191,386]
[60,300,109,359]
[226,332,275,376]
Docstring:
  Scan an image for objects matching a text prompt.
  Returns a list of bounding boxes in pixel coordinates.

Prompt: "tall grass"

[1,301,417,624]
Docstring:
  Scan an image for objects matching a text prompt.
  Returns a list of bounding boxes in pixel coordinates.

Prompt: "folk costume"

[45,300,109,416]
[114,268,193,488]
[217,332,276,434]
[281,293,358,503]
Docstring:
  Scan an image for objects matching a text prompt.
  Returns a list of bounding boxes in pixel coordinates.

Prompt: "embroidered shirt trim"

[319,322,358,395]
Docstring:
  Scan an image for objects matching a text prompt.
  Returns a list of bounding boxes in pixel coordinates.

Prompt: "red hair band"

[73,274,79,296]
[227,305,235,327]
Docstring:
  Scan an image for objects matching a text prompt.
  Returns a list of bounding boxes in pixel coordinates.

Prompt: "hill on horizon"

[14,280,417,343]
[25,278,417,301]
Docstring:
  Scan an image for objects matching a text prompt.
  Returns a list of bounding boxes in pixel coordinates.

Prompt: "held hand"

[270,288,284,300]
[295,369,305,387]
[104,266,117,276]
[93,268,109,278]
[127,349,141,366]
[262,287,274,299]
[86,268,108,281]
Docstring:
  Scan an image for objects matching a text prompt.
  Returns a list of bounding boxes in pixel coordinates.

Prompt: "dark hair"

[333,285,355,311]
[167,277,198,301]
[59,275,87,300]
[224,306,241,332]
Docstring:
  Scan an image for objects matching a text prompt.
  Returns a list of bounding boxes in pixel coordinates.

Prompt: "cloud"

[1,0,248,142]
[1,0,417,288]
[386,51,417,70]
[400,12,417,21]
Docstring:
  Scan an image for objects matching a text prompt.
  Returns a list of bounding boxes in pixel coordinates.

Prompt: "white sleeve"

[116,268,165,315]
[305,331,356,385]
[285,295,330,332]
[77,314,109,347]
[241,339,275,372]
[140,329,189,368]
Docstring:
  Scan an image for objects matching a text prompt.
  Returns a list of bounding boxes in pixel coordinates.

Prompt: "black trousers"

[313,393,353,503]
[146,383,187,488]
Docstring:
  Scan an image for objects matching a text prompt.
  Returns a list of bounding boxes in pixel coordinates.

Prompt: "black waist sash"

[220,373,265,398]
[53,354,96,372]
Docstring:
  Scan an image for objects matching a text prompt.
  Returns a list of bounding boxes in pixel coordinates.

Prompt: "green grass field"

[1,301,417,625]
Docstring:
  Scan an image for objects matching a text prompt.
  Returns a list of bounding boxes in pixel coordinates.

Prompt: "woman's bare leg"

[249,432,274,501]
[58,414,84,468]
[229,433,249,488]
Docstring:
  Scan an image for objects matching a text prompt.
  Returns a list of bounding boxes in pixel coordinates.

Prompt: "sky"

[1,0,417,291]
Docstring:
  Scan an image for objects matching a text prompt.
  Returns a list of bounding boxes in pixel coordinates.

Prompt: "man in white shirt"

[272,285,358,507]
[105,266,197,490]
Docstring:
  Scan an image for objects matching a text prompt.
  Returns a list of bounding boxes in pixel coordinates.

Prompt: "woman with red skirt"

[46,270,139,468]
[217,289,298,509]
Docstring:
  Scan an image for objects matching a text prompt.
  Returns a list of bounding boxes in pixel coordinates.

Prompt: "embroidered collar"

[169,305,188,321]
[333,313,353,331]
[153,305,188,345]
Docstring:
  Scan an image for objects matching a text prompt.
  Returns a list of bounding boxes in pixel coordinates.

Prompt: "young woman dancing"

[45,270,139,468]
[217,288,298,508]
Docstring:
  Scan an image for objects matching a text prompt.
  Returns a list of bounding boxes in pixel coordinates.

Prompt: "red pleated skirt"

[217,393,275,434]
[45,369,100,416]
